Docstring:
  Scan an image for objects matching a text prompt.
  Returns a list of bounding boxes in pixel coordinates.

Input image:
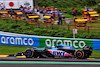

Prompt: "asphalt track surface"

[0,57,100,67]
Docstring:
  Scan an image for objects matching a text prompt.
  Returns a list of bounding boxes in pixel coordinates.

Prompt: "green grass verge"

[0,45,100,58]
[90,50,100,58]
[0,18,100,39]
[0,45,31,55]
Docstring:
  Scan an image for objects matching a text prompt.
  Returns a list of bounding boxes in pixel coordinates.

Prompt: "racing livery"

[16,44,93,59]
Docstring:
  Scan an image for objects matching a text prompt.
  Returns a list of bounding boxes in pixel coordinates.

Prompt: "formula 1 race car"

[16,44,93,59]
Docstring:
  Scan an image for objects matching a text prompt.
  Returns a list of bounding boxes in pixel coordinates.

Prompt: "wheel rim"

[76,51,83,57]
[74,50,84,58]
[25,49,33,58]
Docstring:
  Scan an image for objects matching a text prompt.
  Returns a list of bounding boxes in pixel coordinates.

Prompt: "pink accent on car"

[48,49,73,57]
[65,52,73,57]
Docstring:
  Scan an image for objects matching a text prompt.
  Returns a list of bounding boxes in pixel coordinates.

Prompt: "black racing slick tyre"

[74,50,85,59]
[25,49,34,58]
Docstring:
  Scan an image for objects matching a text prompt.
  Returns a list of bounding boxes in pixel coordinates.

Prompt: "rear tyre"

[74,50,85,59]
[25,49,34,58]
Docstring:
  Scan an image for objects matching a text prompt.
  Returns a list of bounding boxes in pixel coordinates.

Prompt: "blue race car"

[16,44,92,59]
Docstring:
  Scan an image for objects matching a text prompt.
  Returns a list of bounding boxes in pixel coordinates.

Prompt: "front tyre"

[74,50,85,59]
[25,49,34,58]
